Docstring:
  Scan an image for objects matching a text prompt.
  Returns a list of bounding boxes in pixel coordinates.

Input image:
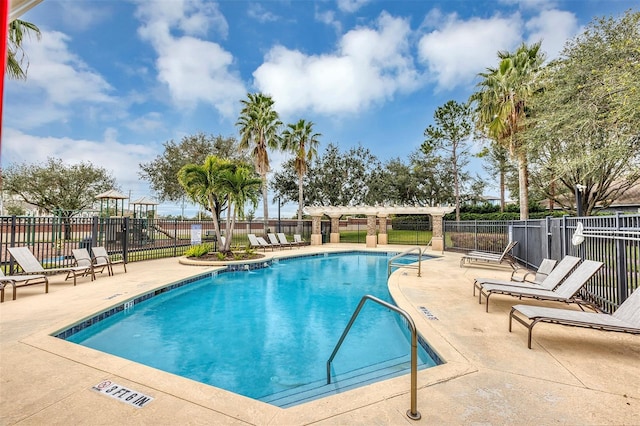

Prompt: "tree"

[281,119,321,233]
[408,149,456,207]
[367,158,421,205]
[422,100,474,221]
[236,93,282,229]
[7,19,41,80]
[471,42,545,219]
[139,133,247,216]
[477,142,513,212]
[2,157,116,217]
[271,143,383,207]
[2,158,117,239]
[178,156,261,252]
[525,11,640,215]
[215,163,262,251]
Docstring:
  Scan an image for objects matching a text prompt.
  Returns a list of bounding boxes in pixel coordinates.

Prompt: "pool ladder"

[387,247,425,277]
[326,294,421,421]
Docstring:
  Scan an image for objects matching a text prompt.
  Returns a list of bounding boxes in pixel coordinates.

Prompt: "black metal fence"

[444,213,640,313]
[0,215,314,272]
[4,213,637,313]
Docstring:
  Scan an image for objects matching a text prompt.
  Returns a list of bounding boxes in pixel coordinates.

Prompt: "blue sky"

[3,0,638,217]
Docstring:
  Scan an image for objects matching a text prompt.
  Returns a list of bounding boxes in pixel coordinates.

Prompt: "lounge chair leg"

[508,308,514,331]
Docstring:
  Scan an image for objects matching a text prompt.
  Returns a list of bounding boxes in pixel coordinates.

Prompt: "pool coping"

[20,247,476,425]
[7,244,636,424]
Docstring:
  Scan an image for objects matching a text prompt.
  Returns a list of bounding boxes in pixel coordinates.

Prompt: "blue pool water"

[62,252,440,406]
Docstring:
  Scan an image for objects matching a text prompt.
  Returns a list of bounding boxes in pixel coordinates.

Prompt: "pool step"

[259,354,428,408]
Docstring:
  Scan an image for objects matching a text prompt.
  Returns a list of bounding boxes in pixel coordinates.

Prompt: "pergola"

[96,190,129,217]
[131,196,158,219]
[304,205,455,251]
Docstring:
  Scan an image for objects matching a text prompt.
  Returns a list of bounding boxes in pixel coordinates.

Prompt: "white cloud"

[4,30,117,130]
[134,0,245,118]
[315,8,342,34]
[253,12,420,117]
[248,3,279,23]
[1,128,157,193]
[126,112,166,133]
[154,36,246,116]
[134,0,228,39]
[337,0,371,13]
[525,9,580,59]
[20,30,115,106]
[417,12,523,90]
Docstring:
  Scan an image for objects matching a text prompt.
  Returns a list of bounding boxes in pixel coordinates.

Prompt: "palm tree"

[281,119,321,233]
[216,164,262,252]
[471,42,545,219]
[179,156,262,252]
[178,156,227,244]
[236,93,282,231]
[7,19,41,80]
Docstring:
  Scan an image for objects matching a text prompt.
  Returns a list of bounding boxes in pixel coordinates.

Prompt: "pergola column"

[366,215,377,248]
[431,213,445,251]
[329,214,341,243]
[377,214,388,245]
[310,215,323,245]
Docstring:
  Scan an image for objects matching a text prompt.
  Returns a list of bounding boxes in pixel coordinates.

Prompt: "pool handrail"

[388,247,424,277]
[326,294,421,421]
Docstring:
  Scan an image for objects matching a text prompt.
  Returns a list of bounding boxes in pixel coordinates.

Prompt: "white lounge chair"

[473,256,581,297]
[460,241,519,270]
[92,246,127,276]
[510,287,640,349]
[277,233,301,248]
[509,258,558,285]
[293,234,307,245]
[478,259,604,312]
[72,248,108,277]
[8,246,94,286]
[0,269,48,302]
[248,234,274,251]
[267,233,286,249]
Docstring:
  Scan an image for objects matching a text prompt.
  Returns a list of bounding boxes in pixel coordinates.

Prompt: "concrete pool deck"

[1,244,638,425]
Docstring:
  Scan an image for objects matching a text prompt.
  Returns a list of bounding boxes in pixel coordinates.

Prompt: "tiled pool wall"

[54,249,440,367]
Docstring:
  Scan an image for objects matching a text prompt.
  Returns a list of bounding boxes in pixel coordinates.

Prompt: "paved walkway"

[1,244,638,425]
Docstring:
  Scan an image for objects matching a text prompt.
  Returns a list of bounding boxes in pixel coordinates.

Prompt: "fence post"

[173,220,178,257]
[545,216,552,259]
[561,215,568,259]
[91,216,99,247]
[122,217,129,263]
[9,215,17,274]
[615,212,628,305]
[474,220,478,250]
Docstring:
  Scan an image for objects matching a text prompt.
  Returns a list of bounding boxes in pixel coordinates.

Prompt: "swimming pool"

[58,251,441,407]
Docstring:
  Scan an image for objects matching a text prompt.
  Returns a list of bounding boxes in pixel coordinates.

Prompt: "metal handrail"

[326,294,421,421]
[388,246,423,277]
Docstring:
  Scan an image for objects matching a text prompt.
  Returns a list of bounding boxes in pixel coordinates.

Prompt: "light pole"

[575,184,586,217]
[277,197,281,233]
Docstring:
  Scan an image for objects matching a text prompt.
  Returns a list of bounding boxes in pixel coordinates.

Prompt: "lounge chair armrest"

[510,268,531,282]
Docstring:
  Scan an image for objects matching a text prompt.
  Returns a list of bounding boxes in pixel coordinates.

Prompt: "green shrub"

[184,244,211,258]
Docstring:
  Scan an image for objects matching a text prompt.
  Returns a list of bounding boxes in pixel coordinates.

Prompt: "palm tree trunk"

[297,175,304,234]
[262,177,269,233]
[517,152,529,220]
[499,169,505,213]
